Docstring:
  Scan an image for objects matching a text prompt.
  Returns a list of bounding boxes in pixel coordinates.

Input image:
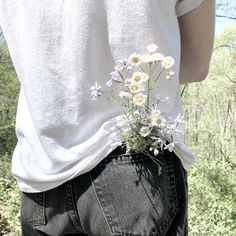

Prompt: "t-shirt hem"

[15,144,196,193]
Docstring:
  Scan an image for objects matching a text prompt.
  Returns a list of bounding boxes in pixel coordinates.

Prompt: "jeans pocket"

[89,151,179,236]
[20,191,46,227]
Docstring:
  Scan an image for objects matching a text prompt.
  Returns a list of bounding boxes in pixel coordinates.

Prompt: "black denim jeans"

[20,145,188,236]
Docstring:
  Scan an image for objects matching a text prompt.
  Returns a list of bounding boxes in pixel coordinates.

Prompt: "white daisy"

[128,53,142,66]
[151,109,161,117]
[143,115,153,126]
[130,72,149,85]
[147,43,158,53]
[151,52,164,62]
[162,56,175,69]
[133,93,147,106]
[139,126,151,137]
[141,54,154,63]
[152,116,166,127]
[128,84,143,94]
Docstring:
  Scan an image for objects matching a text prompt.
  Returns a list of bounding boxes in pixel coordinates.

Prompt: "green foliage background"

[0,26,235,235]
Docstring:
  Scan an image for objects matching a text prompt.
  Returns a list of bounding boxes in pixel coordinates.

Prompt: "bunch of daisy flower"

[90,43,184,168]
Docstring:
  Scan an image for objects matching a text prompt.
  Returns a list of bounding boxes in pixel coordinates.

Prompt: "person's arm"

[178,0,215,84]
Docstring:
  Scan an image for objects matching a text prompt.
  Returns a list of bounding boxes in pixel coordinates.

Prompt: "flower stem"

[146,63,152,112]
[154,68,165,82]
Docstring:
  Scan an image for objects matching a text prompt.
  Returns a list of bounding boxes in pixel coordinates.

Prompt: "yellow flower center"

[155,118,162,125]
[136,96,144,103]
[132,56,139,64]
[164,58,172,67]
[140,127,149,137]
[134,75,141,82]
[142,128,148,133]
[131,85,139,91]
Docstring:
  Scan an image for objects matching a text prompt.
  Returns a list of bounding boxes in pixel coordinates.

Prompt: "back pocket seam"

[21,191,46,227]
[89,171,117,235]
[158,156,179,235]
[90,155,179,236]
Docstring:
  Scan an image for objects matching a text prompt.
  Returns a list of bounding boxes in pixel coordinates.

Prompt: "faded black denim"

[20,145,188,236]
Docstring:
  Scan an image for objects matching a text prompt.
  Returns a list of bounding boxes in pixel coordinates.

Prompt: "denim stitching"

[23,192,46,226]
[105,156,151,165]
[96,163,121,233]
[65,181,85,232]
[103,151,166,165]
[89,172,116,236]
[159,156,179,235]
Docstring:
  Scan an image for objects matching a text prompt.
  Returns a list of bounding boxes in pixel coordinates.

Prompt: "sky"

[215,0,236,35]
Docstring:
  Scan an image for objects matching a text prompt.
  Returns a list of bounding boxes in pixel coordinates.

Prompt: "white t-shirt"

[0,0,204,193]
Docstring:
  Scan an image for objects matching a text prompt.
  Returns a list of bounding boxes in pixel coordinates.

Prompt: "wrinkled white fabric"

[0,0,204,192]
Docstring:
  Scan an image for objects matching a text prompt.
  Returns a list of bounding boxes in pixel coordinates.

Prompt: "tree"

[182,25,236,166]
[0,42,19,103]
[0,27,4,43]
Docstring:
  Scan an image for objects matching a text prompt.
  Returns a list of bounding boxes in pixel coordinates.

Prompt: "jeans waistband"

[106,144,169,160]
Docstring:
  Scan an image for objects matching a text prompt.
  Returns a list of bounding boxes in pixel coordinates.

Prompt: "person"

[0,0,215,235]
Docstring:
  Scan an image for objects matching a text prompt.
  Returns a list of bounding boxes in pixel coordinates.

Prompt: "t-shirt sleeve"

[175,0,204,17]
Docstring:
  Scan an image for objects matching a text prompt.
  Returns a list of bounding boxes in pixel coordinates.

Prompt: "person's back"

[0,0,215,235]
